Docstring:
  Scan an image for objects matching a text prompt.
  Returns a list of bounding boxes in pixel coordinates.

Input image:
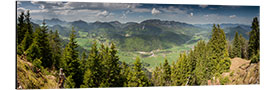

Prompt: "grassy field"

[117,43,197,69]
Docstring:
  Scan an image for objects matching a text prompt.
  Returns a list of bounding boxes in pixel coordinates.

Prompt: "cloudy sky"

[17,1,259,25]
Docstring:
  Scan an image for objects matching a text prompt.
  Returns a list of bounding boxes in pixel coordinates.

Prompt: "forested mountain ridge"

[32,19,204,52]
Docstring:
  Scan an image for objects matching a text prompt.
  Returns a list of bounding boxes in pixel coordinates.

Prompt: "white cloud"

[151,8,161,15]
[131,8,151,13]
[199,5,208,8]
[190,12,193,17]
[63,2,141,10]
[159,6,187,14]
[229,15,237,18]
[17,7,27,12]
[96,10,109,16]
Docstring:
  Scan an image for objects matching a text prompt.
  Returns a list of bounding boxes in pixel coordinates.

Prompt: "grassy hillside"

[17,55,58,89]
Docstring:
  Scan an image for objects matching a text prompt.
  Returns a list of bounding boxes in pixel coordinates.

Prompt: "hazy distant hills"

[31,18,251,51]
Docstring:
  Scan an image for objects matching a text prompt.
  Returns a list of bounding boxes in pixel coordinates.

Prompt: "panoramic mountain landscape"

[16,1,260,89]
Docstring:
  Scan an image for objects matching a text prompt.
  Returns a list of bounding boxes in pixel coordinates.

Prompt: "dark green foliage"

[25,36,41,62]
[17,10,34,55]
[20,31,32,52]
[120,62,131,87]
[81,41,102,87]
[17,11,26,45]
[99,43,122,87]
[62,28,83,88]
[193,40,208,85]
[248,17,260,60]
[48,30,62,69]
[206,24,229,79]
[232,32,241,58]
[151,65,162,86]
[161,59,171,86]
[32,58,43,72]
[29,22,53,68]
[80,51,87,73]
[250,50,260,63]
[239,34,248,59]
[25,10,34,37]
[171,53,190,86]
[127,57,151,87]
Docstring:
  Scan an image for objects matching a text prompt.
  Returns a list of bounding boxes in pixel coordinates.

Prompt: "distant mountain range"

[31,18,252,51]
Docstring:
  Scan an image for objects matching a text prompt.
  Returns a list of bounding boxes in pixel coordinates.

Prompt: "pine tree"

[232,31,241,58]
[248,17,260,59]
[81,41,102,87]
[151,66,161,86]
[100,43,121,87]
[162,59,171,86]
[239,34,247,59]
[171,53,190,86]
[25,10,33,37]
[17,11,26,45]
[120,61,131,87]
[170,61,177,86]
[206,24,229,79]
[127,57,151,87]
[193,40,208,85]
[48,30,62,69]
[33,21,53,68]
[19,31,32,52]
[17,10,34,54]
[80,51,87,72]
[25,36,41,62]
[62,28,82,88]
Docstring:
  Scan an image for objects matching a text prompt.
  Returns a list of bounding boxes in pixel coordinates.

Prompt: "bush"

[250,51,260,63]
[219,76,230,85]
[230,71,234,76]
[33,58,43,72]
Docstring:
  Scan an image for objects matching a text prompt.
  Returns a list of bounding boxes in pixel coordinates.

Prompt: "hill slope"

[221,58,260,85]
[17,55,59,89]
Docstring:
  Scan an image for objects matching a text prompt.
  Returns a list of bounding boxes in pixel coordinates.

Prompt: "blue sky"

[17,1,259,25]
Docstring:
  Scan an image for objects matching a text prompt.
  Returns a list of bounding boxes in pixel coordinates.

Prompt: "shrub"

[33,58,43,72]
[220,76,230,85]
[250,51,260,63]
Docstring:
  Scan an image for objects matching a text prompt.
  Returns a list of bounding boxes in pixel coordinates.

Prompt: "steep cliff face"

[16,55,59,89]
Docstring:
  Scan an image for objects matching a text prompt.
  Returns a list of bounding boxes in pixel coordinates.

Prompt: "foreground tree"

[127,57,151,87]
[81,42,102,88]
[161,59,171,86]
[62,28,83,88]
[248,17,260,59]
[48,30,62,69]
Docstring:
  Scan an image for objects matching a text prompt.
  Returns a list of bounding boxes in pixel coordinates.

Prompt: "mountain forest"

[16,10,260,89]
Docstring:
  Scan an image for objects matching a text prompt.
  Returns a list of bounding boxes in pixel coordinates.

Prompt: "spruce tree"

[239,34,247,59]
[17,11,26,45]
[81,41,102,87]
[120,61,131,87]
[248,17,260,59]
[232,31,241,58]
[25,36,41,62]
[100,43,121,87]
[25,10,33,37]
[19,31,32,52]
[33,21,53,68]
[127,57,151,87]
[62,28,82,88]
[162,59,171,86]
